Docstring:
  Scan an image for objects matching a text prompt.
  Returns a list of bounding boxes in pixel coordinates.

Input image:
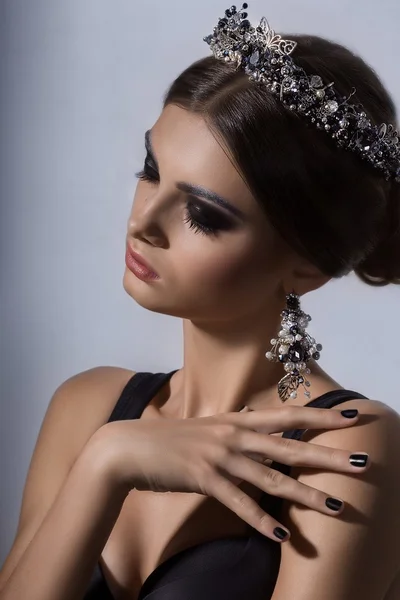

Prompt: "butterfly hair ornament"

[203,4,399,402]
[203,3,400,183]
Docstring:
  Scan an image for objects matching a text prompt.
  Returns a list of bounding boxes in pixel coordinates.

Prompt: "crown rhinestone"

[204,3,400,183]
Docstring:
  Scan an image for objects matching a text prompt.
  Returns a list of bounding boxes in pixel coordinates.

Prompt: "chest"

[97,388,284,599]
[99,479,265,600]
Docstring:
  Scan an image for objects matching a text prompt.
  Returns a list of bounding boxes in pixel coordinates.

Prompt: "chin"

[122,270,177,317]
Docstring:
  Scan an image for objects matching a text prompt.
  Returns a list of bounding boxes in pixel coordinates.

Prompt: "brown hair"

[162,34,400,286]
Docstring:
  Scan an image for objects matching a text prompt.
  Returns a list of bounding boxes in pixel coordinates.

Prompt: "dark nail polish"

[349,453,369,467]
[341,409,358,418]
[325,497,343,511]
[273,527,289,540]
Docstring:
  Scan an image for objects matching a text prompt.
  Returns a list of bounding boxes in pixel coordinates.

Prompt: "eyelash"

[134,162,222,237]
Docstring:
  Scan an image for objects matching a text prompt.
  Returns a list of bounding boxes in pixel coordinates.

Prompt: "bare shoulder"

[24,364,137,519]
[0,366,136,590]
[54,365,138,447]
[332,395,399,418]
[300,395,400,466]
[272,397,400,599]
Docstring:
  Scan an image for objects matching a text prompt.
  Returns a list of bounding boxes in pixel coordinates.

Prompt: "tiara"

[203,3,400,183]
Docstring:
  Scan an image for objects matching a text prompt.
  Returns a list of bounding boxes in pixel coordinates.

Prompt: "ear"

[285,258,332,297]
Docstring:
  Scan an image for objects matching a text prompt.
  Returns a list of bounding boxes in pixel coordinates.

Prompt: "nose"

[128,192,170,248]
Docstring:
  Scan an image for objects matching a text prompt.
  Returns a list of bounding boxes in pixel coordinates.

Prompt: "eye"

[134,159,235,237]
[183,206,218,237]
[135,157,159,183]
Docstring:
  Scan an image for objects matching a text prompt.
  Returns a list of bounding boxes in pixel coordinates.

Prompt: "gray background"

[1,0,399,564]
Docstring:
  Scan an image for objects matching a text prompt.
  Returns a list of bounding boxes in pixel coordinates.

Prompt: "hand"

[92,405,368,543]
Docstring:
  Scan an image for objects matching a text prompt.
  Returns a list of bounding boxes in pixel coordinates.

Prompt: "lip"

[125,243,160,280]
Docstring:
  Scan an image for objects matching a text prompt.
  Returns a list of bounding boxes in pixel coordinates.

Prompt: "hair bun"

[355,182,400,286]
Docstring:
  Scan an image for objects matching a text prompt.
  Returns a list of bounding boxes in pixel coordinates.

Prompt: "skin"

[121,103,400,599]
[1,104,398,600]
[123,103,336,419]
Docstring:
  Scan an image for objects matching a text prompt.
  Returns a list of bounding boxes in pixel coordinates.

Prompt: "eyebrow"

[144,129,245,220]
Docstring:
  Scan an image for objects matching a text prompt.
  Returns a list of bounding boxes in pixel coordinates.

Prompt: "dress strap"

[257,388,369,515]
[280,388,369,442]
[106,370,178,422]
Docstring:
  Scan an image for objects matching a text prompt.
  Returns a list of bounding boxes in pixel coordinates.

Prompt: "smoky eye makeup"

[186,198,237,231]
[135,159,238,237]
[143,129,247,219]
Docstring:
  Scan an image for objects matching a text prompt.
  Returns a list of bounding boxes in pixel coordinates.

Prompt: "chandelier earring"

[265,291,323,402]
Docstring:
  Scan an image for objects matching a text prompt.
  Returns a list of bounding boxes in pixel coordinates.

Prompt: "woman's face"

[123,104,295,323]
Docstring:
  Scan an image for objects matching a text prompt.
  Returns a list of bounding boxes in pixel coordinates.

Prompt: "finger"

[231,405,360,434]
[224,454,346,517]
[234,430,370,473]
[207,473,291,543]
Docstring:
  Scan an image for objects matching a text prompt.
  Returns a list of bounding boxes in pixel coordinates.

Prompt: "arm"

[0,367,135,600]
[271,399,400,600]
[0,439,129,600]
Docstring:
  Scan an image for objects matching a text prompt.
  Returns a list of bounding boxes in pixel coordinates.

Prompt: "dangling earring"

[265,291,323,402]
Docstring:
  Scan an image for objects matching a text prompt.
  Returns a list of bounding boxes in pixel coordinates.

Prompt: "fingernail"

[273,527,289,540]
[349,453,369,467]
[326,497,343,511]
[341,409,358,418]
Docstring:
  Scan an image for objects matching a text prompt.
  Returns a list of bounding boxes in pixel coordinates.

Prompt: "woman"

[1,4,400,600]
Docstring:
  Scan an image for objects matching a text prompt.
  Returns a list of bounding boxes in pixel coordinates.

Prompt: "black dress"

[83,370,368,600]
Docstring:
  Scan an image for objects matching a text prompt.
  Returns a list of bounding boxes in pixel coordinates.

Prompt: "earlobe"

[286,262,332,297]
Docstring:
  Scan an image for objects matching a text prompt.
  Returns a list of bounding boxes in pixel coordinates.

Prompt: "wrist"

[79,427,133,500]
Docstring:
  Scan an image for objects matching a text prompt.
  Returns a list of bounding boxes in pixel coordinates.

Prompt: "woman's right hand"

[91,405,369,543]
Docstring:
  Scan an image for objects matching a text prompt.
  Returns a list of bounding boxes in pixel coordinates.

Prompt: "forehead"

[150,104,256,213]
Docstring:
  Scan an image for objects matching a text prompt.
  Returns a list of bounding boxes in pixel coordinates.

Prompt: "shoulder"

[292,396,400,513]
[0,366,137,590]
[32,365,138,473]
[271,397,400,599]
[300,396,400,460]
[51,366,137,441]
[25,365,137,524]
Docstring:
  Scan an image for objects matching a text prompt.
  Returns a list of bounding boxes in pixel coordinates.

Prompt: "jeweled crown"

[203,3,400,183]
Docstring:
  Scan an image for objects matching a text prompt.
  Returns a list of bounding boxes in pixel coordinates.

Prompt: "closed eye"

[135,158,237,237]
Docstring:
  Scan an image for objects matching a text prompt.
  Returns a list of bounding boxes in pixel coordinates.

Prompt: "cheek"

[179,234,270,295]
[169,234,279,320]
[129,185,143,217]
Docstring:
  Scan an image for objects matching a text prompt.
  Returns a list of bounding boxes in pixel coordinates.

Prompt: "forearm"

[0,435,130,600]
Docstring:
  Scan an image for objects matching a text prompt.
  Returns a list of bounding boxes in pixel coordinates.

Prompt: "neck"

[166,308,328,419]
